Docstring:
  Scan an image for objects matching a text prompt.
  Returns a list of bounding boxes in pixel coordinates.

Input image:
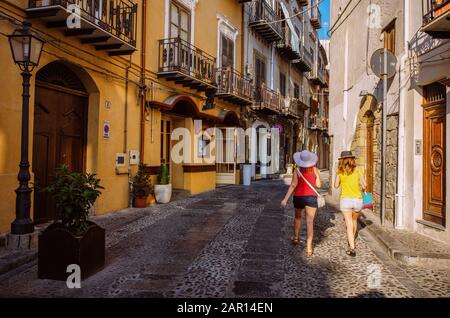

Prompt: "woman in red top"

[281,151,322,256]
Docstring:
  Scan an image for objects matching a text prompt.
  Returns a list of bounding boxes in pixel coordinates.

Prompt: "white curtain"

[280,2,300,55]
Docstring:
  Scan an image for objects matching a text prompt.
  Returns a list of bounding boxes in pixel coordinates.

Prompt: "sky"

[319,0,330,40]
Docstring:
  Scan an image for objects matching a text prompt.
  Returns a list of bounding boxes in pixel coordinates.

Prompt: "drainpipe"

[395,0,410,229]
[125,56,132,208]
[270,44,275,90]
[140,0,147,162]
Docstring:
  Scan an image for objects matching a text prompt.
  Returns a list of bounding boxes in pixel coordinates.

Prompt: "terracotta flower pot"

[133,196,148,208]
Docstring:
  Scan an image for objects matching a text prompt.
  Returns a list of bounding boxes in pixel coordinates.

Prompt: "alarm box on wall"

[129,150,140,165]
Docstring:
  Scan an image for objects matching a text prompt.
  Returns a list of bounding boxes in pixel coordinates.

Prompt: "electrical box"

[116,153,126,167]
[129,150,140,165]
[415,140,422,156]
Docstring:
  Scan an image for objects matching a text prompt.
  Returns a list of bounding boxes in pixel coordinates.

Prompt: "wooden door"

[366,123,374,193]
[33,84,87,223]
[423,84,446,227]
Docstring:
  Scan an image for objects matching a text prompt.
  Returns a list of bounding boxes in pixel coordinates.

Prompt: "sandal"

[306,248,313,257]
[346,248,356,257]
[291,235,300,245]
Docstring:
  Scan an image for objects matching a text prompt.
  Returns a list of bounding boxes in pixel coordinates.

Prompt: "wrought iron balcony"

[27,0,137,56]
[309,114,327,131]
[283,97,309,119]
[216,67,253,106]
[252,84,282,114]
[422,0,450,38]
[310,2,322,29]
[292,45,313,72]
[310,66,327,86]
[276,26,301,60]
[157,38,217,92]
[249,0,283,42]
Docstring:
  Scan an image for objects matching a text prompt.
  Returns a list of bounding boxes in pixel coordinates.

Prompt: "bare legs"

[343,211,356,250]
[305,206,317,253]
[352,211,360,238]
[292,207,317,255]
[291,209,303,244]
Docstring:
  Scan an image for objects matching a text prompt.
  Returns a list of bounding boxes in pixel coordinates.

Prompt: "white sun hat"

[293,150,318,168]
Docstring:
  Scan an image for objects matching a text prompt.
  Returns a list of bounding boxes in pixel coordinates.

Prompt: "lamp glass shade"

[8,28,44,67]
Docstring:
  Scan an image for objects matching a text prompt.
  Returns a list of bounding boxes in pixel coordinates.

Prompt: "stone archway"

[351,95,380,195]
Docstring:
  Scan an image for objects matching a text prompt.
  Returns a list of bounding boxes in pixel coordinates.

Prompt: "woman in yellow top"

[334,151,366,257]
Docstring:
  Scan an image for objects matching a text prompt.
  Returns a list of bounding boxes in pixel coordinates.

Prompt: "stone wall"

[373,114,399,226]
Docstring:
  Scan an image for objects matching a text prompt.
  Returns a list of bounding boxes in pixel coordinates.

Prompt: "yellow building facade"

[0,0,247,234]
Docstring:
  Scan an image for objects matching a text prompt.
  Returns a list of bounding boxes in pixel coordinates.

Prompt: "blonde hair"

[337,158,357,176]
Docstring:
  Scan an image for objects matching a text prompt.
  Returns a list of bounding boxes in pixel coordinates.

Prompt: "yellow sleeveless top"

[338,167,363,199]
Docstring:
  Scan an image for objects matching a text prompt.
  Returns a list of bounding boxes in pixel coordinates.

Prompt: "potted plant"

[132,163,152,208]
[243,160,252,186]
[154,160,172,203]
[38,165,105,281]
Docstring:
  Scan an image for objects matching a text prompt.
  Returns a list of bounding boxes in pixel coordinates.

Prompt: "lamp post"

[8,21,44,235]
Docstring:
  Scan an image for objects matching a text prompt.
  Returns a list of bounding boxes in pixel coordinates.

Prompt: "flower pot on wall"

[38,221,105,281]
[243,164,252,186]
[154,184,172,204]
[133,196,148,208]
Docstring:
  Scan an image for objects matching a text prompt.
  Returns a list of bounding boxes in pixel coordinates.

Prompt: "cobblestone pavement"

[0,180,449,298]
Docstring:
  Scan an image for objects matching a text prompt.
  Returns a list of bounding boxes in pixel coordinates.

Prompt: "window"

[254,54,267,86]
[294,83,300,99]
[280,73,286,97]
[170,1,190,42]
[383,20,396,54]
[220,34,234,68]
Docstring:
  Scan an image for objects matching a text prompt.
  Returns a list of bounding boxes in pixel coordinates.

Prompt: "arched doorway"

[352,95,379,196]
[33,62,89,223]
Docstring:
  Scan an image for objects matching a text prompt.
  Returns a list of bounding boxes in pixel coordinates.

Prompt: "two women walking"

[281,149,366,258]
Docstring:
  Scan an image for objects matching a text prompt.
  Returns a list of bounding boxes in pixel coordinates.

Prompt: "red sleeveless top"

[295,169,317,197]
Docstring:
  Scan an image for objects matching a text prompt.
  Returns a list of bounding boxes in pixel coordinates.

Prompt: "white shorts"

[340,198,363,212]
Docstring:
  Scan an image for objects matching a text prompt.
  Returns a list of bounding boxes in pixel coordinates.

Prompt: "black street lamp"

[8,21,44,235]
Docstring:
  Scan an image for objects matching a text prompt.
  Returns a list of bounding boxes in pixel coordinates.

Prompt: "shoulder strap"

[297,168,321,197]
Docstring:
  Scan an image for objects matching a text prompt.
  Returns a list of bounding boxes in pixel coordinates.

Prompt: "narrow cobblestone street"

[0,180,449,298]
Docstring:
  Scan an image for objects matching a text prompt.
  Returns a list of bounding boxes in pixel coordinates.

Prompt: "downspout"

[140,0,147,162]
[396,0,409,229]
[126,56,133,208]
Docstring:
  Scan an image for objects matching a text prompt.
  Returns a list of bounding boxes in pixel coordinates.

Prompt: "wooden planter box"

[38,221,105,281]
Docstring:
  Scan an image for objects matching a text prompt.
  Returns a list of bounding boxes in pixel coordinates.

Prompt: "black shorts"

[293,196,318,209]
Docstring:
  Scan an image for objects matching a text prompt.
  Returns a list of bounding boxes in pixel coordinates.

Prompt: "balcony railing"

[28,0,137,50]
[293,45,313,72]
[422,0,450,38]
[158,38,216,90]
[216,67,253,105]
[252,84,282,113]
[309,114,328,131]
[283,97,309,119]
[249,0,283,42]
[311,66,327,86]
[310,2,322,29]
[277,26,301,60]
